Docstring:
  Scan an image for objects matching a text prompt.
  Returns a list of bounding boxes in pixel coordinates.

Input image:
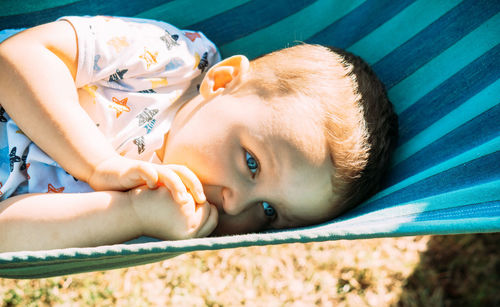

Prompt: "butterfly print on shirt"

[198,52,209,72]
[133,136,146,154]
[9,147,21,172]
[138,89,156,94]
[20,151,30,179]
[20,152,27,170]
[160,30,179,50]
[0,107,7,122]
[108,68,128,82]
[136,108,159,126]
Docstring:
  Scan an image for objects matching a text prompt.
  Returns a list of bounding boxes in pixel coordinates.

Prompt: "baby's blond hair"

[238,44,398,215]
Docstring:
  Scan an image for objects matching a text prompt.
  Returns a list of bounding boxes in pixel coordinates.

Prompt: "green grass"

[1,233,498,306]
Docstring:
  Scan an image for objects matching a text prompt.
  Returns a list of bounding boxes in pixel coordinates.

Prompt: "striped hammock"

[0,0,498,279]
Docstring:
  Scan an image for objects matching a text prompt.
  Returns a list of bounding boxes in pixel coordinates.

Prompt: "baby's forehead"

[253,94,329,167]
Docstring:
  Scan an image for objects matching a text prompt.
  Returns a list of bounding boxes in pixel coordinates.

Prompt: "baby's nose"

[222,187,250,216]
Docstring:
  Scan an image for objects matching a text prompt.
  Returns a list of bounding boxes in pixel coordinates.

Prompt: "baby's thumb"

[194,203,218,238]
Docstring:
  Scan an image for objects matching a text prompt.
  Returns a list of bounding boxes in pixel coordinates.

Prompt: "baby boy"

[0,16,398,251]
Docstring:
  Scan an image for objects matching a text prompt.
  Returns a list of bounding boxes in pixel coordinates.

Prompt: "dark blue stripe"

[343,151,500,217]
[374,0,500,89]
[305,0,414,48]
[412,201,500,222]
[186,0,316,47]
[385,103,500,187]
[0,0,173,30]
[397,44,500,145]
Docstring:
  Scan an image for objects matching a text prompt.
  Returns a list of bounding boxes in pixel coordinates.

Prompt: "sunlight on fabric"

[366,137,500,205]
[341,181,500,224]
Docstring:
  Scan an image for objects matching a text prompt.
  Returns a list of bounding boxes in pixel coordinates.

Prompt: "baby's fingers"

[163,165,206,204]
[156,168,190,204]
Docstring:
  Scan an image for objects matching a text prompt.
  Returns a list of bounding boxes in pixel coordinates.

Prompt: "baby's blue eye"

[262,202,276,218]
[245,151,259,175]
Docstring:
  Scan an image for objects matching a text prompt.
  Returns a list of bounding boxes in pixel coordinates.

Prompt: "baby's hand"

[88,155,206,205]
[129,185,218,239]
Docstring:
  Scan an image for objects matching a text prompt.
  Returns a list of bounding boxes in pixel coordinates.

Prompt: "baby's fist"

[129,186,218,240]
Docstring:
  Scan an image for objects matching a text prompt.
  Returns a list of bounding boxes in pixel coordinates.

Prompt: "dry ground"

[1,233,499,306]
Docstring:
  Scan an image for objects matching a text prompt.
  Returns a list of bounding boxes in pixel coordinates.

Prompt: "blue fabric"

[398,45,500,145]
[374,0,500,87]
[307,0,415,48]
[0,0,498,279]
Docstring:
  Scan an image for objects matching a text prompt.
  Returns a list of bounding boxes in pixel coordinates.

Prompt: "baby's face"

[163,92,340,235]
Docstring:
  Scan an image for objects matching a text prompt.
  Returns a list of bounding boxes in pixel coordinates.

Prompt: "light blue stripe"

[393,78,500,165]
[389,12,500,114]
[338,180,500,224]
[364,136,500,205]
[136,0,250,28]
[333,216,500,237]
[219,0,365,58]
[384,217,500,235]
[349,0,462,64]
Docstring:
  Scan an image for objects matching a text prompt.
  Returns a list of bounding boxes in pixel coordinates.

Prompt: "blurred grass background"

[1,233,499,306]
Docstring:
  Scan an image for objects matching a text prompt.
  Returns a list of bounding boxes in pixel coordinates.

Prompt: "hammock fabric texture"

[0,0,499,279]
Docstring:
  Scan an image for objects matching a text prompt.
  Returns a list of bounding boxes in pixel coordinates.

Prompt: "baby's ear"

[200,55,250,99]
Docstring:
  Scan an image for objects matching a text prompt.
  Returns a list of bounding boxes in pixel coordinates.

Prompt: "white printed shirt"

[0,16,220,198]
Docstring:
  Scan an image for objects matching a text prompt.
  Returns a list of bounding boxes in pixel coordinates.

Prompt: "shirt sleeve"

[59,16,221,90]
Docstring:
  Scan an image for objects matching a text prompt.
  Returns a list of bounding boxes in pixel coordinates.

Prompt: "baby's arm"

[0,21,121,188]
[0,21,182,195]
[0,21,207,203]
[0,190,139,252]
[0,186,217,252]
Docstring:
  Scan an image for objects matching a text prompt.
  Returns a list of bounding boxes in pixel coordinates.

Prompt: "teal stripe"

[219,0,365,58]
[135,0,250,28]
[0,0,77,16]
[389,12,500,114]
[364,136,500,206]
[393,78,500,165]
[340,181,500,223]
[349,0,462,64]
